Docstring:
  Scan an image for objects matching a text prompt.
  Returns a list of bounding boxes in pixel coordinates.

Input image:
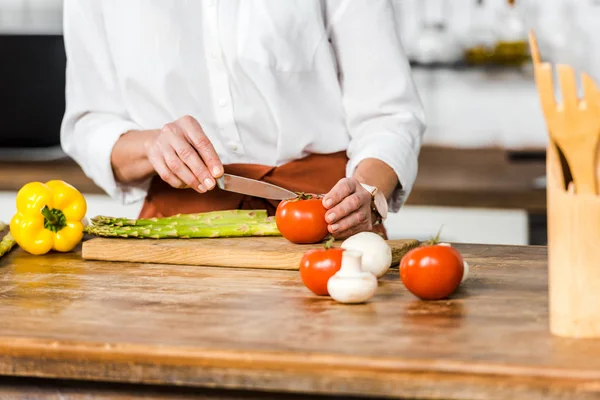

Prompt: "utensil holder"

[546,145,600,338]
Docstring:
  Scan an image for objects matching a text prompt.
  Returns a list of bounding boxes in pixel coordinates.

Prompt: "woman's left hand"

[322,177,373,239]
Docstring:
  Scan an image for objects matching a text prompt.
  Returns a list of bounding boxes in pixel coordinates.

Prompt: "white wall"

[0,0,62,34]
[396,0,600,150]
[413,68,548,149]
[395,0,600,64]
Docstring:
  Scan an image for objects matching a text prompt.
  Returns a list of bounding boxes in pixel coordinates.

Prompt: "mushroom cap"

[327,272,378,304]
[341,232,392,278]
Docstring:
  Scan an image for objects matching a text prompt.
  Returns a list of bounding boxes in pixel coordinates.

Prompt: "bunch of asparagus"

[0,221,16,258]
[84,209,281,239]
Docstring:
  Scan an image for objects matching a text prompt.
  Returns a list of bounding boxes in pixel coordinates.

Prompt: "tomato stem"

[323,235,335,249]
[289,192,324,202]
[434,225,443,242]
[425,225,444,246]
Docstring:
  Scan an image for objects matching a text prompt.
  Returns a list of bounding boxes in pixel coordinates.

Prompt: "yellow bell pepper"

[10,180,87,255]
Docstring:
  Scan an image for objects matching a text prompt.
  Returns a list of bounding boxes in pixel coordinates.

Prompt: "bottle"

[464,0,497,65]
[492,0,529,66]
[410,0,463,66]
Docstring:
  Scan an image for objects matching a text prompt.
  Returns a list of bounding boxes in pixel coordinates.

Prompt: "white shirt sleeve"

[60,0,150,205]
[326,0,426,212]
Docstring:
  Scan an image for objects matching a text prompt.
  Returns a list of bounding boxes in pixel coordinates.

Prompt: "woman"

[60,0,425,239]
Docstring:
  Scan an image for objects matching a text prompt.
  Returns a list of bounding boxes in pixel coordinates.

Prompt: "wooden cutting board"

[81,236,420,270]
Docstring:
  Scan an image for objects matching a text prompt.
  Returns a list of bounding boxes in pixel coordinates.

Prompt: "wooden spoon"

[528,30,600,195]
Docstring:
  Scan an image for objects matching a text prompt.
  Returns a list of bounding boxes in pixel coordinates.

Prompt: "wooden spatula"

[528,30,600,195]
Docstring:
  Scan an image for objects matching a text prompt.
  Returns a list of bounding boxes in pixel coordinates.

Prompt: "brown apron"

[138,151,387,238]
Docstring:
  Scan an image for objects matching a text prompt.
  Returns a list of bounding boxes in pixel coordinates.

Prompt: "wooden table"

[0,239,598,399]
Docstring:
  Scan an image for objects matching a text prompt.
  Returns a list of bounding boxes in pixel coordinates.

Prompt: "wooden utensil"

[528,30,600,195]
[529,30,600,338]
[81,237,420,270]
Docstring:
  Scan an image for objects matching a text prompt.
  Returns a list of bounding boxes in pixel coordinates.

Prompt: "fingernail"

[324,198,333,208]
[326,213,336,223]
[212,166,223,177]
[197,184,206,192]
[331,224,339,232]
[204,178,215,189]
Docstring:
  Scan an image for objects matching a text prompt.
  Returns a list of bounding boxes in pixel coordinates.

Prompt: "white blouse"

[60,0,425,212]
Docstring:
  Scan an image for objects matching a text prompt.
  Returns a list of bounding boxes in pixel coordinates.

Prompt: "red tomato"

[275,195,328,244]
[399,245,464,300]
[299,247,344,296]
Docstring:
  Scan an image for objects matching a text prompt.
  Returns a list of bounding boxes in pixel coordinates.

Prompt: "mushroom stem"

[327,249,378,304]
[338,250,363,275]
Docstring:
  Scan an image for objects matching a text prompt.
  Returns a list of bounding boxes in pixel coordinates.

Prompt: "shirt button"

[228,141,239,152]
[218,98,228,107]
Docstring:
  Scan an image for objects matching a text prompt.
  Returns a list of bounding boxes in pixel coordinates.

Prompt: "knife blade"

[216,174,297,200]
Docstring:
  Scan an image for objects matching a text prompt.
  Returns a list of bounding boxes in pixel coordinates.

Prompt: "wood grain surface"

[0,376,381,400]
[81,236,420,270]
[0,146,547,212]
[0,243,600,399]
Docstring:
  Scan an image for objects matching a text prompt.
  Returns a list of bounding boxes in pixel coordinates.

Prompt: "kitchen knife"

[216,173,297,200]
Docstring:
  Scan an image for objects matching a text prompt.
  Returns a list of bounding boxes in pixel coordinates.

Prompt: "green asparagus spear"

[84,221,280,238]
[90,209,270,227]
[0,222,16,258]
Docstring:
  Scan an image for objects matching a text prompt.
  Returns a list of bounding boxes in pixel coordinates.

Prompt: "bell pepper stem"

[41,205,67,232]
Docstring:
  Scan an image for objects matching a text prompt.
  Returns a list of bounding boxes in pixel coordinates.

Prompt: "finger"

[159,142,206,193]
[322,178,356,209]
[169,131,215,190]
[147,146,187,189]
[178,115,223,178]
[325,189,370,224]
[332,212,373,239]
[333,226,366,240]
[328,206,371,235]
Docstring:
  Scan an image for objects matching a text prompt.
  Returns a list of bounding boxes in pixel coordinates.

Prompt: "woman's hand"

[322,177,373,239]
[145,115,224,193]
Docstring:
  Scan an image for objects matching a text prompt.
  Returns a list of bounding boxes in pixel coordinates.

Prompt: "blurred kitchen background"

[1,0,598,245]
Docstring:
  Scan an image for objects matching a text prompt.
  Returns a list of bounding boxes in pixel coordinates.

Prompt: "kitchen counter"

[407,146,546,213]
[0,236,597,399]
[0,158,103,194]
[0,146,546,212]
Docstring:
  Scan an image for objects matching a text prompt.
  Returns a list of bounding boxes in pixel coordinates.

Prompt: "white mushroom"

[462,259,470,283]
[439,242,469,283]
[341,232,392,278]
[327,250,378,304]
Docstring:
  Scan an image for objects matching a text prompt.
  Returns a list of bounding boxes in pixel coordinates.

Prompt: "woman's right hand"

[145,115,224,193]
